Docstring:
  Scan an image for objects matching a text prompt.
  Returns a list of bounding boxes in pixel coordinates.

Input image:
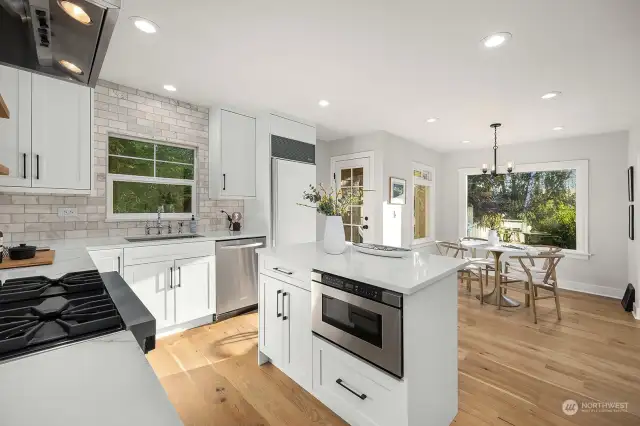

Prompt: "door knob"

[364,216,369,221]
[362,225,369,230]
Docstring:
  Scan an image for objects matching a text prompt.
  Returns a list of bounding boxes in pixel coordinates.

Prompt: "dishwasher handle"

[219,242,264,250]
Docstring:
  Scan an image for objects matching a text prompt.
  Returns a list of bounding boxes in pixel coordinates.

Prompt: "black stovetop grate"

[0,270,105,304]
[0,270,124,361]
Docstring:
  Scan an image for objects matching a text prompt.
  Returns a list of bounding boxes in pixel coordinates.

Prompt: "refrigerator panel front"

[272,159,317,247]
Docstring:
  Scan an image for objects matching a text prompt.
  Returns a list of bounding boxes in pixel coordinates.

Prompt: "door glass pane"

[340,169,352,187]
[352,226,363,243]
[414,184,429,239]
[353,167,364,186]
[352,206,362,225]
[322,295,382,347]
[342,208,352,225]
[344,225,352,242]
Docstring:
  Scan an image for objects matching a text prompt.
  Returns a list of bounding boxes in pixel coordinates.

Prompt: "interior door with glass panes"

[332,156,373,243]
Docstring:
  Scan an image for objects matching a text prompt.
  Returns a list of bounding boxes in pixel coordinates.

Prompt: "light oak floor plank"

[148,285,640,425]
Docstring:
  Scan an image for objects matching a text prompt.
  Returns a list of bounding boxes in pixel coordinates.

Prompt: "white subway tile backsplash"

[0,81,241,241]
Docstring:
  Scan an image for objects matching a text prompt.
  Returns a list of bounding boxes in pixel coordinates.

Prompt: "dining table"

[460,240,538,307]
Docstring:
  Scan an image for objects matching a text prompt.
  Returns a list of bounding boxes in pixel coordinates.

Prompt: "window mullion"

[153,144,157,178]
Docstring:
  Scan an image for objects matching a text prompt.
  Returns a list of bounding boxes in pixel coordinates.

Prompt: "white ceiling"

[100,0,640,152]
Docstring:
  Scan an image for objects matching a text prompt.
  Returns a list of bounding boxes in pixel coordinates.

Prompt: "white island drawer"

[123,241,216,266]
[260,256,310,290]
[312,336,407,426]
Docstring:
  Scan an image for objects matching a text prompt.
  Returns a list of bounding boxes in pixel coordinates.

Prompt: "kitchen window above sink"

[106,135,197,221]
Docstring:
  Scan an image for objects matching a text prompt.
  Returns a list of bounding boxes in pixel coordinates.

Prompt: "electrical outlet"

[58,207,78,217]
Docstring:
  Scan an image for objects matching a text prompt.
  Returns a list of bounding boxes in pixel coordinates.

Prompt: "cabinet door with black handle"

[258,275,284,365]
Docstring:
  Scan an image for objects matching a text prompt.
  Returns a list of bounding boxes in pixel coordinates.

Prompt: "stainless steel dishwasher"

[215,237,266,319]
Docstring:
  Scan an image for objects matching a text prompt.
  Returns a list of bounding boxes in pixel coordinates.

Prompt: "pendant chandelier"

[482,123,513,176]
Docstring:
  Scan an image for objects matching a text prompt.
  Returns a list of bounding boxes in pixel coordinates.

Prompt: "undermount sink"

[125,234,204,243]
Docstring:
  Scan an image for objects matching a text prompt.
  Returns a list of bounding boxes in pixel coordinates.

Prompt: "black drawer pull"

[336,378,367,400]
[273,267,293,275]
[276,289,282,318]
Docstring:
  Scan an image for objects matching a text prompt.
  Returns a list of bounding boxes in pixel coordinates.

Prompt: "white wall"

[440,131,629,297]
[629,126,640,316]
[316,131,442,247]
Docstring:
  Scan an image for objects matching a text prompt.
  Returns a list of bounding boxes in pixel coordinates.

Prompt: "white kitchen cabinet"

[124,261,176,330]
[88,248,124,275]
[259,273,312,391]
[31,73,92,191]
[209,108,256,199]
[259,274,284,363]
[282,282,312,389]
[0,64,92,194]
[174,256,215,323]
[0,66,32,188]
[269,113,316,145]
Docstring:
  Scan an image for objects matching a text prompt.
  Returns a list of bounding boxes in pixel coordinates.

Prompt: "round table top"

[459,240,539,255]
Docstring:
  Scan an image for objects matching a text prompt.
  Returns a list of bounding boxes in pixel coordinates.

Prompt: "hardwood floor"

[147,286,640,426]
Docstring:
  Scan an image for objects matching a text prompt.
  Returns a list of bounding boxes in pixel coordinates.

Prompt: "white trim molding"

[458,159,589,258]
[559,280,624,299]
[633,304,640,320]
[412,162,436,246]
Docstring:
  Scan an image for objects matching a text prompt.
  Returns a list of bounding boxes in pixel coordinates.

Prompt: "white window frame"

[106,134,197,222]
[412,162,436,247]
[458,159,589,259]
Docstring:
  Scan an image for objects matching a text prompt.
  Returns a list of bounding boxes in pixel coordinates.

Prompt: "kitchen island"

[256,242,467,426]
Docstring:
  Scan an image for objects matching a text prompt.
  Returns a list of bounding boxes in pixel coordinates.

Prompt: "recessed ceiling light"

[426,118,438,123]
[461,140,471,144]
[482,32,512,48]
[318,100,330,107]
[163,85,177,92]
[553,126,564,131]
[541,91,561,100]
[130,16,158,34]
[58,59,83,75]
[58,1,92,25]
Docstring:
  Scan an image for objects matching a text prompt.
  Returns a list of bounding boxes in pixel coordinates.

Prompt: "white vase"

[323,216,346,254]
[487,229,499,246]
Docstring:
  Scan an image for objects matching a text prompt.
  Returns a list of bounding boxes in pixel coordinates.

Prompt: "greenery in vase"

[299,184,363,216]
[479,212,503,230]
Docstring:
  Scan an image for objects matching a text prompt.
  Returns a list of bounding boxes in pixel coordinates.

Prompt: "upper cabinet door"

[0,65,32,187]
[31,74,91,190]
[220,109,256,197]
[270,114,316,145]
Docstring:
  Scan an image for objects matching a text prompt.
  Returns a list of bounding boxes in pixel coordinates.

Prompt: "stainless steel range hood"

[0,0,120,87]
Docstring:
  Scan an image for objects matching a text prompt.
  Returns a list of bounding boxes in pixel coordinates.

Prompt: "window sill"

[105,214,196,223]
[561,250,592,260]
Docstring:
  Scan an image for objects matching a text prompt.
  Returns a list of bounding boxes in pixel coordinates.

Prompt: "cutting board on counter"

[0,250,56,270]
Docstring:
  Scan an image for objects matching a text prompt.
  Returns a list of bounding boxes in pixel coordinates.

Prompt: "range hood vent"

[0,0,120,87]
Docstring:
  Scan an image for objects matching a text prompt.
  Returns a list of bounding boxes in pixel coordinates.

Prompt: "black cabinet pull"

[273,267,293,275]
[282,292,289,320]
[117,256,121,274]
[35,154,40,179]
[336,378,367,400]
[222,173,226,191]
[276,289,282,317]
[169,267,174,289]
[22,153,26,179]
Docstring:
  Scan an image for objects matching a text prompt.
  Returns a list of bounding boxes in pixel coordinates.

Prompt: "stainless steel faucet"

[156,206,164,235]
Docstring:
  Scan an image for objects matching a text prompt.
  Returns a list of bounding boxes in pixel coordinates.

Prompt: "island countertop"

[257,242,468,295]
[0,330,182,426]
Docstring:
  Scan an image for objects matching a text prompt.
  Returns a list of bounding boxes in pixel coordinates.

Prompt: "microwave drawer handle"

[336,378,367,400]
[273,267,293,275]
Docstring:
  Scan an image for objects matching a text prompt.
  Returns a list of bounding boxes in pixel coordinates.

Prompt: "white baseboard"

[633,303,640,320]
[156,314,214,339]
[559,280,624,299]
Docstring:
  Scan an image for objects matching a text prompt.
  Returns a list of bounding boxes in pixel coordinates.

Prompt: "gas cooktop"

[0,270,124,362]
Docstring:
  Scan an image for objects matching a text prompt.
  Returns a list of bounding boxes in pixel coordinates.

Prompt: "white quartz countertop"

[0,331,183,426]
[257,242,468,295]
[0,229,266,280]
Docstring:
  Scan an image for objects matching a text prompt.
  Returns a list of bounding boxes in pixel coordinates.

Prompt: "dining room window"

[458,160,589,256]
[413,162,436,245]
[106,135,197,221]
